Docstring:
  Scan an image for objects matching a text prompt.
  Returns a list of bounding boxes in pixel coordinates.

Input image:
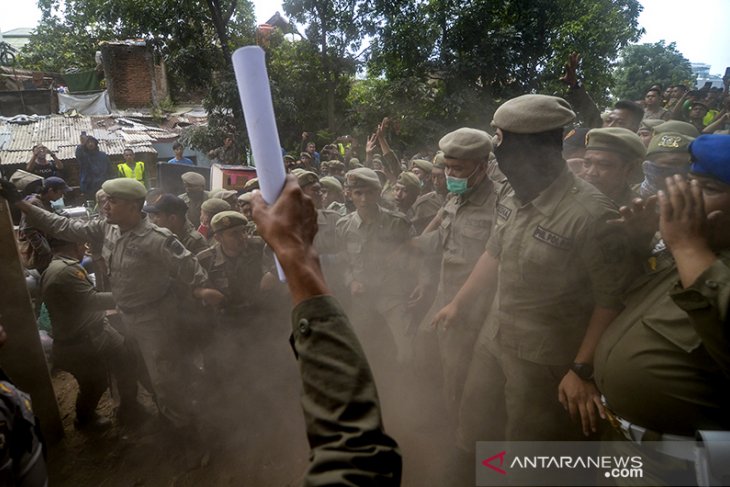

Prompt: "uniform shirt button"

[705,280,719,289]
[298,319,310,336]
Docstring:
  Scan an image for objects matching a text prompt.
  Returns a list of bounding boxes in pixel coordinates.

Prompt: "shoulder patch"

[533,225,573,250]
[166,238,186,256]
[496,204,512,221]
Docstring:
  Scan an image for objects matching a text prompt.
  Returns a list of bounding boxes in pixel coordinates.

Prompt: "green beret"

[411,159,434,174]
[432,151,445,169]
[215,189,238,201]
[319,176,343,194]
[102,178,147,200]
[237,192,255,204]
[349,158,360,167]
[181,172,206,186]
[492,94,575,133]
[638,119,664,132]
[328,160,346,171]
[243,178,259,191]
[300,152,312,160]
[208,188,223,199]
[653,120,700,138]
[201,198,231,214]
[346,168,381,189]
[439,128,493,160]
[296,170,320,188]
[397,171,421,191]
[210,210,248,234]
[585,128,646,162]
[283,154,296,162]
[646,132,693,157]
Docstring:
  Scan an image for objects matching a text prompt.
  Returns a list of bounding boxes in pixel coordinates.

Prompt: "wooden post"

[0,199,63,443]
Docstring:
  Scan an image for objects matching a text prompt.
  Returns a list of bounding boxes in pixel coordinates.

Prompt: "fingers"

[593,395,606,420]
[578,401,590,436]
[690,178,705,220]
[558,387,568,411]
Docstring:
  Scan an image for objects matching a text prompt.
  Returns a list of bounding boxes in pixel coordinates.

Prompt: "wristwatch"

[570,362,594,381]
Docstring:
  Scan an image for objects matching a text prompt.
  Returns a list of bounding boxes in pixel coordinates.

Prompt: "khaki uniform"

[336,207,416,362]
[292,295,401,486]
[18,195,54,271]
[595,246,730,436]
[613,184,641,209]
[315,209,345,297]
[415,175,497,409]
[178,191,209,228]
[178,221,209,255]
[41,255,135,420]
[458,167,635,444]
[410,191,446,234]
[24,204,208,428]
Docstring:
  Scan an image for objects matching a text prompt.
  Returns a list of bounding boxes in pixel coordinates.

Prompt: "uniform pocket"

[641,318,702,353]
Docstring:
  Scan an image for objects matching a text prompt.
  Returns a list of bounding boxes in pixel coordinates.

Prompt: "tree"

[613,41,693,101]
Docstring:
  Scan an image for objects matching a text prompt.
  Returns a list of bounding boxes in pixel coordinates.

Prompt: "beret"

[349,158,360,167]
[296,170,320,188]
[243,178,259,191]
[646,132,693,157]
[562,127,590,152]
[201,198,231,214]
[181,172,206,186]
[492,94,575,133]
[411,159,433,174]
[102,178,147,200]
[283,154,296,162]
[397,171,421,191]
[210,210,248,234]
[585,127,646,162]
[320,176,343,193]
[689,135,730,185]
[300,151,312,159]
[215,189,238,201]
[638,118,664,132]
[237,192,255,204]
[432,151,445,169]
[143,194,188,214]
[346,167,382,189]
[653,120,700,138]
[439,128,493,160]
[328,160,346,170]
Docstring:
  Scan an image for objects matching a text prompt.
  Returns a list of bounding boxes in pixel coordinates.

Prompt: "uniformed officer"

[594,134,730,485]
[198,197,231,240]
[580,127,646,207]
[432,95,635,450]
[393,171,421,220]
[144,194,208,254]
[320,176,347,216]
[42,238,141,429]
[178,171,209,228]
[410,158,434,194]
[411,152,448,234]
[413,128,497,414]
[639,130,694,198]
[336,168,416,364]
[3,178,223,451]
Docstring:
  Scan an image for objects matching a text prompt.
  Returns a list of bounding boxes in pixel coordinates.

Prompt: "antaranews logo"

[481,451,507,475]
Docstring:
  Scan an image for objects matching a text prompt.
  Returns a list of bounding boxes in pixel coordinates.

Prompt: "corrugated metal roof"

[0,115,168,165]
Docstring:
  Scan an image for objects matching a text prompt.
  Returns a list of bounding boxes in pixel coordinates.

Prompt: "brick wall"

[101,44,167,109]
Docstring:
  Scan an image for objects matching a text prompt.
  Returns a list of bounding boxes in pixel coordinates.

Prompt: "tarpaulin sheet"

[58,91,110,115]
[63,70,100,93]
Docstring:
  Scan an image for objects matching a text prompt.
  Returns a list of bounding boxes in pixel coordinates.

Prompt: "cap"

[492,94,576,133]
[638,119,664,133]
[102,178,147,200]
[300,152,312,160]
[210,210,248,234]
[346,168,382,189]
[349,158,361,168]
[689,134,730,185]
[283,154,296,162]
[320,176,343,194]
[585,128,646,162]
[328,160,345,171]
[653,120,700,138]
[438,128,493,160]
[243,178,259,191]
[432,151,446,169]
[397,171,421,191]
[646,132,694,157]
[201,198,231,214]
[43,176,71,192]
[295,170,319,188]
[411,159,434,174]
[181,172,206,186]
[237,192,255,204]
[143,194,188,215]
[215,189,238,201]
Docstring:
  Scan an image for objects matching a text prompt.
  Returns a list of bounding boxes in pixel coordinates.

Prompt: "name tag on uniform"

[533,225,572,250]
[496,204,512,221]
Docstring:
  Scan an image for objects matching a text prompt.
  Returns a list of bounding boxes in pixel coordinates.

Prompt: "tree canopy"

[613,41,694,101]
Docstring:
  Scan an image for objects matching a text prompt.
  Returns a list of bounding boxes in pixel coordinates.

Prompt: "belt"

[602,397,696,462]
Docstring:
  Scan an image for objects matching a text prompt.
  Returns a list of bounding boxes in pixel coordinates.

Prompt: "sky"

[1,0,728,76]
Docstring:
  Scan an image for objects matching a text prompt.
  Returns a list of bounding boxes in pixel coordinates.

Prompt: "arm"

[16,200,104,244]
[49,151,63,171]
[252,176,402,485]
[703,111,728,134]
[560,53,602,128]
[26,151,38,172]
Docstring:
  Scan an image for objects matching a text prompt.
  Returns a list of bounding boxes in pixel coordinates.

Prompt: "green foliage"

[613,41,694,101]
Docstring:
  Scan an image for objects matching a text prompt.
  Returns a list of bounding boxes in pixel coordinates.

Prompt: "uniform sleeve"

[563,87,603,128]
[669,259,730,378]
[335,218,354,287]
[24,203,105,243]
[291,295,402,487]
[52,266,115,311]
[159,235,208,289]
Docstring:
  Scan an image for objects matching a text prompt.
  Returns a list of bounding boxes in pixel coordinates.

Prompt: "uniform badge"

[657,134,682,149]
[496,204,512,221]
[533,225,572,250]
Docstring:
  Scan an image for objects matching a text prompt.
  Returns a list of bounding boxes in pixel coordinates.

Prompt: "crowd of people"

[0,53,729,485]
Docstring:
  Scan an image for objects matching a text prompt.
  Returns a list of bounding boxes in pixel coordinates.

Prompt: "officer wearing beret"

[410,159,434,194]
[198,197,231,240]
[581,127,646,206]
[414,128,497,414]
[393,171,421,219]
[320,176,347,216]
[144,194,208,255]
[639,131,694,198]
[178,172,209,228]
[336,168,417,364]
[433,95,635,451]
[595,134,730,484]
[4,177,222,459]
[411,152,448,234]
[637,119,664,148]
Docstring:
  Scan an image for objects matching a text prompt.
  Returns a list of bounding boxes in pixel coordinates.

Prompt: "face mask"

[639,160,689,198]
[446,165,479,195]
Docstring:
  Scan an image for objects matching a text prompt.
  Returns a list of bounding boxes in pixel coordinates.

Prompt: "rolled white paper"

[232,45,287,280]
